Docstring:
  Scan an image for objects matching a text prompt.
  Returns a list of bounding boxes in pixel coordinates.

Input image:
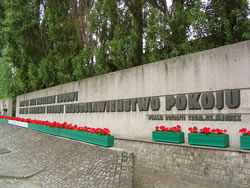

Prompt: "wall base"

[115,138,250,187]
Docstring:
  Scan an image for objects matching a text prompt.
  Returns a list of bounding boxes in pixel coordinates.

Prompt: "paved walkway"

[0,123,133,188]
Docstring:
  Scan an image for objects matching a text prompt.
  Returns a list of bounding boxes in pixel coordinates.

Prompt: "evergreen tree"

[0,0,249,98]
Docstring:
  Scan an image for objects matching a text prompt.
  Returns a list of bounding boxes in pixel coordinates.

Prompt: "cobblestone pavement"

[133,165,248,188]
[1,122,245,188]
[0,123,133,188]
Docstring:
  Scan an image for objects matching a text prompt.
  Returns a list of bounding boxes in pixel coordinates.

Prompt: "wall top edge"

[16,40,250,98]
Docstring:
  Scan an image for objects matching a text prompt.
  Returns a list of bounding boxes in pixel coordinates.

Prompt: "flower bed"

[86,127,113,147]
[58,124,88,142]
[188,126,229,148]
[152,125,184,144]
[88,133,114,147]
[42,126,59,136]
[28,122,43,131]
[239,128,250,150]
[70,130,88,142]
[0,115,114,147]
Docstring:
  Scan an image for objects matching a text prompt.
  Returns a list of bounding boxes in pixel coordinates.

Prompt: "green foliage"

[205,0,250,46]
[0,0,249,98]
[0,48,14,98]
[72,48,94,80]
[109,31,139,69]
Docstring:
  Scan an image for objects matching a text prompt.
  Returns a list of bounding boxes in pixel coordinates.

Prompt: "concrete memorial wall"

[16,41,250,149]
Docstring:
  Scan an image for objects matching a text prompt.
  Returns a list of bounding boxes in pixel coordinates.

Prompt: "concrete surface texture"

[0,98,13,116]
[16,41,250,149]
[0,123,134,188]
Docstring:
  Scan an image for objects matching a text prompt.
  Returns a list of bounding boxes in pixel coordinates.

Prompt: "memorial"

[0,40,246,187]
[16,41,250,149]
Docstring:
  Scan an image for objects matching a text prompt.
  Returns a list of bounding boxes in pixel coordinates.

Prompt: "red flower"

[65,124,72,129]
[81,126,89,132]
[99,128,111,135]
[89,128,97,133]
[176,125,181,129]
[240,128,247,133]
[56,123,60,128]
[160,125,165,130]
[103,128,110,134]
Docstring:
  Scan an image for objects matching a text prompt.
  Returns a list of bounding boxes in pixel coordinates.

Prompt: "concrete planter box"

[58,128,71,138]
[188,133,229,148]
[28,123,44,131]
[59,129,88,142]
[4,119,114,147]
[28,123,48,133]
[29,123,57,134]
[41,126,59,136]
[152,131,184,144]
[0,118,8,124]
[88,133,114,147]
[240,136,250,150]
[70,130,88,142]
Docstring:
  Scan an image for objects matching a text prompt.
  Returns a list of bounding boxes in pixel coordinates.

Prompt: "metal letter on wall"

[137,97,151,111]
[188,93,201,110]
[201,92,215,109]
[130,99,137,111]
[216,91,224,110]
[124,99,131,112]
[165,96,175,110]
[226,90,240,108]
[176,95,187,110]
[151,97,160,111]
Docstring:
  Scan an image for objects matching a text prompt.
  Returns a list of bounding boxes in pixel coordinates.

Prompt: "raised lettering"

[216,91,224,110]
[110,100,116,112]
[176,95,187,110]
[188,93,201,110]
[131,99,137,111]
[97,101,106,112]
[124,100,131,112]
[201,92,215,109]
[226,90,240,108]
[116,100,124,112]
[151,97,160,111]
[138,97,150,111]
[165,96,175,110]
